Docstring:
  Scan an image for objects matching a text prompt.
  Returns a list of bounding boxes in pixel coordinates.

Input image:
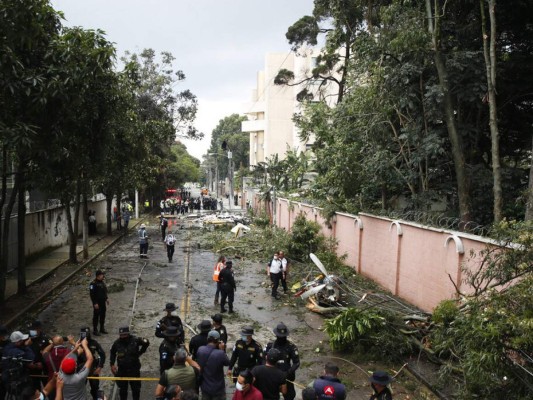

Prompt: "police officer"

[265,323,300,400]
[89,270,109,336]
[218,260,236,314]
[188,320,211,361]
[159,326,180,374]
[110,326,150,400]
[228,326,264,383]
[78,327,106,400]
[211,313,228,347]
[155,303,185,345]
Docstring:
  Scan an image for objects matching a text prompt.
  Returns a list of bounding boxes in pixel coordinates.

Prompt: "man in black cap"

[156,303,185,345]
[265,323,300,400]
[159,326,181,374]
[251,348,287,400]
[188,320,211,361]
[368,371,393,400]
[89,270,109,336]
[77,327,106,400]
[110,326,150,400]
[218,260,236,314]
[211,314,228,347]
[196,330,229,400]
[228,326,264,383]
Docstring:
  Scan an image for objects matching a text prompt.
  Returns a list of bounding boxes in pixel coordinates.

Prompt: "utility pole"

[228,150,234,210]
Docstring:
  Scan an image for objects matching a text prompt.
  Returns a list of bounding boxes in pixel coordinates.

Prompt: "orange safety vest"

[213,262,224,282]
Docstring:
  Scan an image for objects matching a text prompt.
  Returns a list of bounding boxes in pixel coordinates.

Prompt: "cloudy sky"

[50,0,314,159]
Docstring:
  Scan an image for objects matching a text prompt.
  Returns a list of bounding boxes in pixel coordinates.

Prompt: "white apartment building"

[242,51,332,168]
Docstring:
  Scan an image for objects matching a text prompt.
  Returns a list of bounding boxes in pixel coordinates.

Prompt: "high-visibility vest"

[213,262,224,282]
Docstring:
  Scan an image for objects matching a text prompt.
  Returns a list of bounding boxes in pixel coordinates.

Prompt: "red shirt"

[43,346,71,380]
[232,385,264,400]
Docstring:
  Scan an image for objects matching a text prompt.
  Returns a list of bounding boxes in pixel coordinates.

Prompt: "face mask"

[29,330,37,337]
[241,335,248,342]
[235,382,245,391]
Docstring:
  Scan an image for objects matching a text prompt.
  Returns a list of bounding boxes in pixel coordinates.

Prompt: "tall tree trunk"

[17,169,27,294]
[525,134,533,221]
[0,174,19,303]
[481,0,502,223]
[82,193,89,259]
[105,193,113,235]
[0,146,8,302]
[426,0,472,228]
[63,197,77,263]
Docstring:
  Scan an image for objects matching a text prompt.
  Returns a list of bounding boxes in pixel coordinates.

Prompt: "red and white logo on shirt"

[324,385,335,395]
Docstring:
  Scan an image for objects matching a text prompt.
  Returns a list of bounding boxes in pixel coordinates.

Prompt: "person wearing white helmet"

[138,224,149,257]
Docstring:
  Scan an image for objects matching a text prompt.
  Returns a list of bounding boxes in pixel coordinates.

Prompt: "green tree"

[0,0,62,300]
[275,0,386,103]
[207,114,248,191]
[36,26,117,262]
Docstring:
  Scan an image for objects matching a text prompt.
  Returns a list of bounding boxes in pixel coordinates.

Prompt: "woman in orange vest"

[213,255,226,305]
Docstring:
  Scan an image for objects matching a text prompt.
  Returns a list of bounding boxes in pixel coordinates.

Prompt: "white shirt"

[269,258,282,274]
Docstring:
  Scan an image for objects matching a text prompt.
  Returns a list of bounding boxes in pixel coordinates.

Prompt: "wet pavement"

[2,192,436,399]
[31,212,324,399]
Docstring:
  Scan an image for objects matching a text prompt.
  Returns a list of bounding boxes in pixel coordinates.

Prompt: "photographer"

[77,327,106,400]
[1,331,36,394]
[59,337,93,398]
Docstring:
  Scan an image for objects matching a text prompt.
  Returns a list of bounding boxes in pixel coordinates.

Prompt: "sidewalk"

[2,217,144,326]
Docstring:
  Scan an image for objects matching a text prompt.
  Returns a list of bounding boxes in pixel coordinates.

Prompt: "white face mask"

[235,382,245,391]
[29,330,37,337]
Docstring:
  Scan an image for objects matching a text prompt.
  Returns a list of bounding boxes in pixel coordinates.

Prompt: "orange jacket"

[213,262,224,282]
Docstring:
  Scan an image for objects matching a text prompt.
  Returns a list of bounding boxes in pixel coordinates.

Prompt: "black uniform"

[218,265,236,313]
[229,339,264,378]
[188,332,208,361]
[78,337,106,400]
[155,315,185,344]
[265,338,300,400]
[89,279,108,334]
[370,387,393,400]
[159,339,179,373]
[110,335,149,400]
[213,324,228,345]
[29,332,49,390]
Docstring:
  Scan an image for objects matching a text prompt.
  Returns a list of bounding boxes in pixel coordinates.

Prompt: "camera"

[80,331,87,339]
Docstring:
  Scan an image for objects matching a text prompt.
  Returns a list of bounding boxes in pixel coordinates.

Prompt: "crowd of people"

[0,219,396,400]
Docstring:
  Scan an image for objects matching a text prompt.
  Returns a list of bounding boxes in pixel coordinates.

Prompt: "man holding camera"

[59,337,94,399]
[78,327,106,400]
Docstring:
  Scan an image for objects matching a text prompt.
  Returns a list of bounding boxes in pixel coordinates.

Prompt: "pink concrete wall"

[251,193,493,312]
[333,213,359,268]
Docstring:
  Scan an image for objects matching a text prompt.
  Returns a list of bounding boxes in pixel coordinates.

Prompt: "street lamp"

[210,141,235,210]
[221,141,234,211]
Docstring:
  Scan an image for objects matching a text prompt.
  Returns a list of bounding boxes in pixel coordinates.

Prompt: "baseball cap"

[207,330,220,340]
[10,331,29,342]
[119,326,130,335]
[211,313,223,323]
[61,357,76,374]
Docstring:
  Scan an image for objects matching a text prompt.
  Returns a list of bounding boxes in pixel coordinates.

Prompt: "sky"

[50,0,314,160]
